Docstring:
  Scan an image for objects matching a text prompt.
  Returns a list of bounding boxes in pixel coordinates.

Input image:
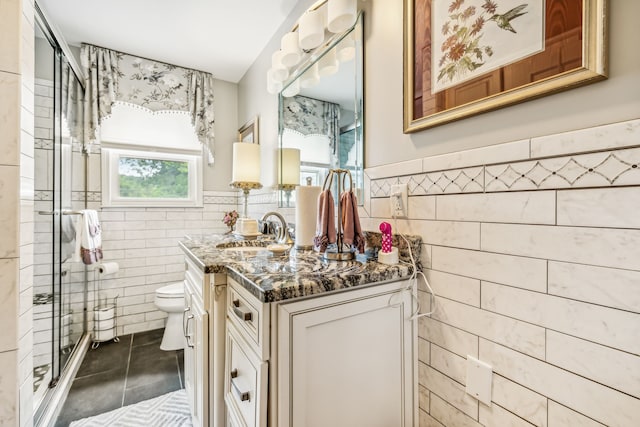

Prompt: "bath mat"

[69,389,192,426]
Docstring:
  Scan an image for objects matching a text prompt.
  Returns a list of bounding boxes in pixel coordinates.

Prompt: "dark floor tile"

[54,369,126,426]
[76,335,132,378]
[126,345,181,390]
[123,375,182,406]
[131,327,165,347]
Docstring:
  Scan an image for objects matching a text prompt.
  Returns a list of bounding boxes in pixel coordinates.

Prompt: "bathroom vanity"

[179,233,421,427]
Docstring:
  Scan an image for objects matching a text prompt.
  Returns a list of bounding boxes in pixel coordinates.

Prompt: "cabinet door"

[281,289,416,427]
[224,322,268,427]
[184,284,209,427]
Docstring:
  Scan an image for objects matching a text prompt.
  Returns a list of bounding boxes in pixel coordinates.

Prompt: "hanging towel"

[73,210,103,265]
[313,189,337,252]
[341,190,365,253]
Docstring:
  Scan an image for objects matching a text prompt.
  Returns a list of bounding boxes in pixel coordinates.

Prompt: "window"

[102,144,202,207]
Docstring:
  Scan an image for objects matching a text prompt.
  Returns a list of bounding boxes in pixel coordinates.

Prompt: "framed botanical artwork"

[238,116,259,144]
[403,0,608,133]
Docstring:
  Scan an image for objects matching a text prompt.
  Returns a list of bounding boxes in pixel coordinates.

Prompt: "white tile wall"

[359,119,640,427]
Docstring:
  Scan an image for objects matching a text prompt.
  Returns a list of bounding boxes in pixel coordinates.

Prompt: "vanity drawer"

[225,322,268,427]
[227,278,270,360]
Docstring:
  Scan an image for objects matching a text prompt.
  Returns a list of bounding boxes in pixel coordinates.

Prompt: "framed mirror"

[278,12,364,207]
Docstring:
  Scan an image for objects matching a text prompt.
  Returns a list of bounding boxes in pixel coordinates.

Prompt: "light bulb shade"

[281,32,302,67]
[271,51,289,82]
[327,0,357,33]
[282,78,300,98]
[267,68,283,94]
[278,148,301,186]
[298,8,325,50]
[337,33,356,62]
[318,49,339,77]
[232,142,261,183]
[300,62,320,88]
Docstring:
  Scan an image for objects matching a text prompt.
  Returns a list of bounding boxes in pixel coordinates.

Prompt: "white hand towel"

[73,209,103,265]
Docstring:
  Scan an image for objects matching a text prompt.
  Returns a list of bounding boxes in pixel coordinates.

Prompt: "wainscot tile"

[480,339,640,427]
[546,330,640,399]
[429,393,482,427]
[0,72,21,166]
[547,401,606,427]
[408,195,436,220]
[419,317,478,359]
[0,350,18,425]
[557,187,640,228]
[531,118,640,158]
[436,191,556,225]
[481,281,640,355]
[0,0,20,74]
[548,261,640,314]
[420,409,444,427]
[432,246,547,293]
[492,374,548,427]
[431,296,545,359]
[425,269,480,307]
[481,223,640,271]
[424,167,484,195]
[479,402,536,427]
[365,159,423,180]
[420,363,478,418]
[430,344,467,385]
[422,139,530,171]
[411,220,480,250]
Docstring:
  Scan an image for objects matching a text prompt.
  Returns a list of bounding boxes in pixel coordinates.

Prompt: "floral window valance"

[81,44,215,162]
[283,95,340,154]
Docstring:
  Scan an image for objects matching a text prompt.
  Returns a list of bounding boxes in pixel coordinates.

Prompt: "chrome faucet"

[260,211,294,245]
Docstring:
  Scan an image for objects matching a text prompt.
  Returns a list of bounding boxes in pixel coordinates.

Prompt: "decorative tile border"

[204,195,237,204]
[370,147,640,198]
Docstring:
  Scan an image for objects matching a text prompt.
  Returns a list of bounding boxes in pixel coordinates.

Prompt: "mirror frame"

[278,11,364,207]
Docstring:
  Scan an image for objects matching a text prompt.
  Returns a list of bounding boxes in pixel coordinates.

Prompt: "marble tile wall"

[361,118,640,427]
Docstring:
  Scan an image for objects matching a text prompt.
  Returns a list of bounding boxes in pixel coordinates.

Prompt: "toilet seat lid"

[156,282,184,296]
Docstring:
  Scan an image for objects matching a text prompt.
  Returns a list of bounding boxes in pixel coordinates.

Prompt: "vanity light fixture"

[230,142,263,218]
[336,33,355,62]
[267,0,359,95]
[327,0,357,34]
[300,62,320,88]
[282,78,300,98]
[318,48,339,77]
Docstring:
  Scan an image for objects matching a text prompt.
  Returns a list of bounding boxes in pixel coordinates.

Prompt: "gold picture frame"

[403,0,608,133]
[238,116,259,144]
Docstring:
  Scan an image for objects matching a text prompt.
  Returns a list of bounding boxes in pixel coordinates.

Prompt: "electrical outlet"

[389,184,408,218]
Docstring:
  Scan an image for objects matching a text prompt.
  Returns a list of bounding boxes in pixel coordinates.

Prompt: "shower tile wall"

[360,118,640,427]
[0,0,37,425]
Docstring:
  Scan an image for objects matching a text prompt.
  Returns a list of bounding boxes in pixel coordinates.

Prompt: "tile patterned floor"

[54,328,184,427]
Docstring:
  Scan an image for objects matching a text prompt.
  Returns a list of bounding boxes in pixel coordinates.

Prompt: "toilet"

[154,282,185,351]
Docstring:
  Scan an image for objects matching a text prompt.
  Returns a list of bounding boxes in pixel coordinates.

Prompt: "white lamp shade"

[271,51,289,82]
[281,32,302,67]
[298,8,325,50]
[267,68,283,94]
[232,142,261,183]
[327,0,357,33]
[318,49,339,77]
[337,33,355,62]
[278,148,301,186]
[300,62,320,88]
[282,78,300,98]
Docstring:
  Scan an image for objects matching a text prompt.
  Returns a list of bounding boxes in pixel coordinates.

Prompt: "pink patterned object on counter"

[379,222,392,253]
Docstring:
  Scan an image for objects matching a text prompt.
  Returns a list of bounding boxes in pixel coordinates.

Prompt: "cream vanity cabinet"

[224,277,417,427]
[184,256,228,427]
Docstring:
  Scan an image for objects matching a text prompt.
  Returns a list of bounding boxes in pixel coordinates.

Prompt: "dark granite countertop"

[179,232,422,303]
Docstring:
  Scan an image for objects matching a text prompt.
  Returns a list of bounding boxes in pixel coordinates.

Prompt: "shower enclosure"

[33,8,88,422]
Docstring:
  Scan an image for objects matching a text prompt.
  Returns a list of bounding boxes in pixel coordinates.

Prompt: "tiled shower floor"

[54,328,184,427]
